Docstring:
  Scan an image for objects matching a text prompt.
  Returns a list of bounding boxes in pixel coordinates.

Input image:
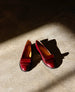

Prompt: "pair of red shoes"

[20,40,55,72]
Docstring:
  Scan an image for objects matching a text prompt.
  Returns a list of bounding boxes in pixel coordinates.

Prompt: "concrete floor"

[0,1,75,92]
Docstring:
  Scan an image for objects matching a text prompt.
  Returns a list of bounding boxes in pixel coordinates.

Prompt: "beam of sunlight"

[0,23,75,92]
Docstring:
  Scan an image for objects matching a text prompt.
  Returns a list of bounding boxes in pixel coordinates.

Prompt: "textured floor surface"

[0,1,75,92]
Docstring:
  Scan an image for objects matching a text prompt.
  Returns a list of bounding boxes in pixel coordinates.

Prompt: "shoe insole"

[22,41,31,58]
[38,44,51,57]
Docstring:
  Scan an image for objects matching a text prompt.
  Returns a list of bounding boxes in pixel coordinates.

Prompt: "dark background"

[0,0,75,43]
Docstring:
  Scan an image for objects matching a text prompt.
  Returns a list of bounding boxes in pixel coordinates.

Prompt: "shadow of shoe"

[28,39,69,71]
[29,43,41,71]
[41,39,69,68]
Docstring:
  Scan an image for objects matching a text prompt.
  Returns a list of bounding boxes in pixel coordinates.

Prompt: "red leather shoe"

[35,40,55,68]
[20,40,32,71]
